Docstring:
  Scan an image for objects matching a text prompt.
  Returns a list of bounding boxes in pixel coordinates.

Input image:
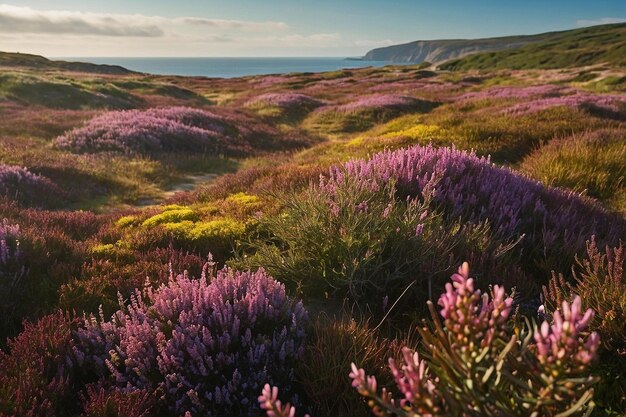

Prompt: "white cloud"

[0,4,289,37]
[353,39,395,47]
[576,17,626,27]
[0,4,164,36]
[179,17,289,31]
[0,4,378,56]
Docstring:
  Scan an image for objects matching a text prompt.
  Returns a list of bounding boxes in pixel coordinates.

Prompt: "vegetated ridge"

[0,51,135,74]
[364,22,626,69]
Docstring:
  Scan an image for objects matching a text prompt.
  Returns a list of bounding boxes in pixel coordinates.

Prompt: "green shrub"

[235,177,521,314]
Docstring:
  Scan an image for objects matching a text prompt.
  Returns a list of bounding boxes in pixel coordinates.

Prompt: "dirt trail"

[135,173,218,207]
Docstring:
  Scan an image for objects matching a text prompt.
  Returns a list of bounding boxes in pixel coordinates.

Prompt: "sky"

[0,1,624,57]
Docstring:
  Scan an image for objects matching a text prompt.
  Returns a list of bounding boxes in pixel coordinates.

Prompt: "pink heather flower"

[388,347,437,406]
[533,296,600,367]
[258,384,310,417]
[349,363,378,397]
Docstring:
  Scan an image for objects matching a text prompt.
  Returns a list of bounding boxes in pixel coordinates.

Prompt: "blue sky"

[0,1,624,57]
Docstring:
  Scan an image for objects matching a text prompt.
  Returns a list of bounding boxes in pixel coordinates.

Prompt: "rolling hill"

[0,51,135,74]
[363,23,626,69]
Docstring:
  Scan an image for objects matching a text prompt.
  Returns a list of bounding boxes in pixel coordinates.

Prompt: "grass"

[440,22,626,70]
[521,129,626,213]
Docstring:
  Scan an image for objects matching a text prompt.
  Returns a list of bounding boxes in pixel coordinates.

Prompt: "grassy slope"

[439,23,626,70]
[0,51,135,74]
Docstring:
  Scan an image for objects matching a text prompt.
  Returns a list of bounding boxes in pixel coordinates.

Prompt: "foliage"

[235,175,523,311]
[543,238,626,410]
[297,315,405,417]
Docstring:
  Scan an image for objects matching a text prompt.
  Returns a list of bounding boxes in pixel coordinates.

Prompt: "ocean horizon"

[53,57,396,78]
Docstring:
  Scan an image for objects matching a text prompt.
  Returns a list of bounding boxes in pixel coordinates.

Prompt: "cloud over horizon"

[576,17,626,27]
[0,4,290,37]
[0,3,403,57]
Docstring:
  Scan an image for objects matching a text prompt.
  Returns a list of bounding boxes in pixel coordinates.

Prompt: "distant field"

[0,53,625,416]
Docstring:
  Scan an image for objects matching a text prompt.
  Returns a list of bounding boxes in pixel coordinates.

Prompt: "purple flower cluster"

[324,145,625,271]
[458,84,568,101]
[75,266,308,416]
[504,92,626,116]
[54,106,253,155]
[337,94,425,113]
[0,164,62,207]
[246,93,324,109]
[0,219,20,265]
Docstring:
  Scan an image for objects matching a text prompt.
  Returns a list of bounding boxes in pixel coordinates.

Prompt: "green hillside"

[439,23,626,70]
[0,51,135,74]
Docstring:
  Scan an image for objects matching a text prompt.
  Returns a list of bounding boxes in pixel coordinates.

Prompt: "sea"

[56,57,395,78]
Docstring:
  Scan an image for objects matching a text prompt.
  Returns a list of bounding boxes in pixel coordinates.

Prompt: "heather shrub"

[0,207,102,339]
[521,129,626,212]
[326,145,625,279]
[0,219,27,338]
[74,266,308,416]
[245,93,324,120]
[349,263,600,417]
[0,164,64,207]
[54,107,235,155]
[235,176,523,311]
[79,387,155,417]
[306,95,437,133]
[543,239,626,410]
[503,91,626,117]
[60,248,204,316]
[54,106,308,157]
[0,311,80,417]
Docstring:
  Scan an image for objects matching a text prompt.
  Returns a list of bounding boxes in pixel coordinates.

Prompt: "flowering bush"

[245,93,324,119]
[326,145,625,276]
[0,219,27,336]
[54,106,311,156]
[504,91,626,116]
[0,164,63,207]
[0,311,79,417]
[307,95,437,133]
[458,84,569,101]
[349,263,600,417]
[75,266,308,416]
[54,106,241,155]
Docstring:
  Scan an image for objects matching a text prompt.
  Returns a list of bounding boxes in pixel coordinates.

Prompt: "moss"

[115,215,138,228]
[189,219,247,242]
[225,192,260,206]
[142,208,199,228]
[91,244,116,259]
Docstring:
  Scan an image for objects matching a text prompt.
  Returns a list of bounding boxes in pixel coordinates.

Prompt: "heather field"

[1,60,626,417]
